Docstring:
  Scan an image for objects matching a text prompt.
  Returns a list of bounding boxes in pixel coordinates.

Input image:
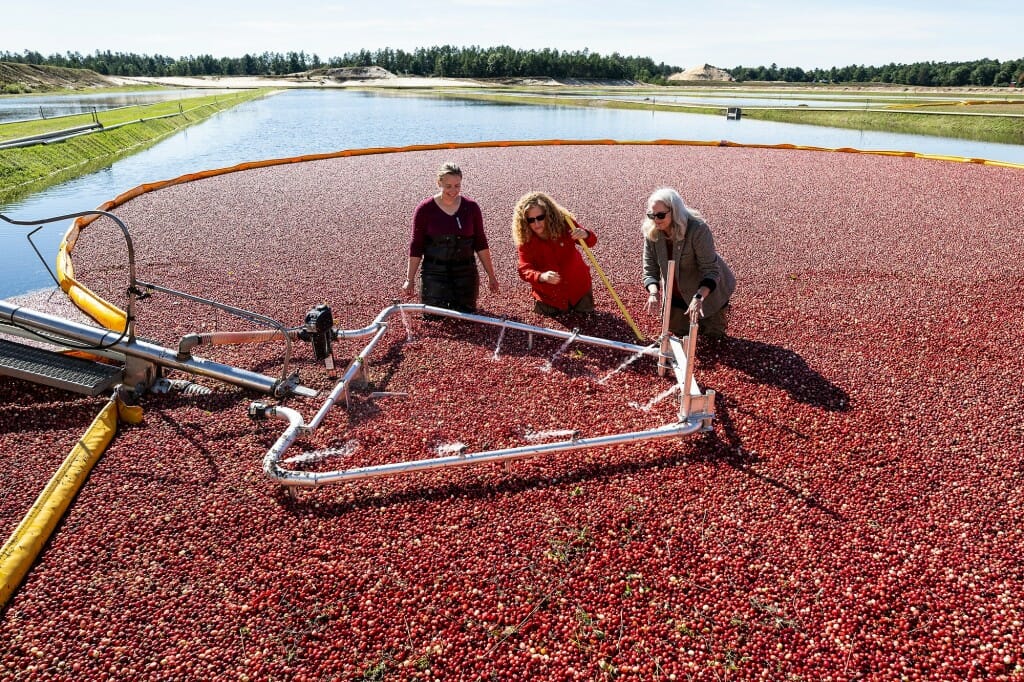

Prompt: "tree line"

[3,47,1022,87]
[1,46,676,83]
[730,59,1024,87]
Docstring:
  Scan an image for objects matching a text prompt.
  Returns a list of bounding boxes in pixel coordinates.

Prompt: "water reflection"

[2,89,1022,298]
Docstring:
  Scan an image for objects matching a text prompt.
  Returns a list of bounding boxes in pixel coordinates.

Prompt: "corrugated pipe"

[177,328,300,361]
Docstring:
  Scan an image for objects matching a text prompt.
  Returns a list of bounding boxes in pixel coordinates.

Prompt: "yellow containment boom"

[0,396,141,608]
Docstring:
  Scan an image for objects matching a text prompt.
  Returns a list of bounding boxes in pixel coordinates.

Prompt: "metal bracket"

[274,371,318,399]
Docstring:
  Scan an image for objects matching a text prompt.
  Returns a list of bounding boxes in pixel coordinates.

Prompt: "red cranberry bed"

[1,145,1022,680]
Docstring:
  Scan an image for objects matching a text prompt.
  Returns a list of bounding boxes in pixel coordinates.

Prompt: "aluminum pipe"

[1,300,286,395]
[263,416,703,488]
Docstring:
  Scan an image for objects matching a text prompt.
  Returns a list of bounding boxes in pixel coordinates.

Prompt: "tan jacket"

[642,217,735,317]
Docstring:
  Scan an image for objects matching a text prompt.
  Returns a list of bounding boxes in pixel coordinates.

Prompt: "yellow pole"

[576,238,645,342]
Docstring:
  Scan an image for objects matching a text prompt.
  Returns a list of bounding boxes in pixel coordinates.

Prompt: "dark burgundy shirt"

[409,196,488,257]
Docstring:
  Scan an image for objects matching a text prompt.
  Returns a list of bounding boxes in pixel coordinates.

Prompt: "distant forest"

[3,47,1023,87]
[732,59,1023,87]
[1,47,676,83]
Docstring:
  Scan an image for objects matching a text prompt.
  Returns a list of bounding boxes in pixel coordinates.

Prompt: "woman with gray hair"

[641,187,735,338]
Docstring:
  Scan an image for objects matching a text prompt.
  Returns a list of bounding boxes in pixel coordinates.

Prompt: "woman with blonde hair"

[512,192,597,316]
[641,187,735,337]
[402,162,500,313]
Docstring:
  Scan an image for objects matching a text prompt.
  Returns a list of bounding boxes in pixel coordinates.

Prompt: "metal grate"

[0,338,123,396]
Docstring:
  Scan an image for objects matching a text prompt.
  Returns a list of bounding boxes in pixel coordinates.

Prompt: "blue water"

[2,89,1022,298]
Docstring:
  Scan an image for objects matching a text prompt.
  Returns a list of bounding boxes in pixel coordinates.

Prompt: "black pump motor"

[302,304,335,367]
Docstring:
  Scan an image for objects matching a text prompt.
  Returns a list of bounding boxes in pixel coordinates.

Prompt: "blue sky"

[4,0,1021,70]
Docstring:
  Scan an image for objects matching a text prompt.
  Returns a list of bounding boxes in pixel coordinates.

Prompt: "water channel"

[2,89,1022,298]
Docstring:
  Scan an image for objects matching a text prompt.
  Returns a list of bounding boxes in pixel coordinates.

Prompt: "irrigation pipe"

[0,96,250,151]
[255,303,706,490]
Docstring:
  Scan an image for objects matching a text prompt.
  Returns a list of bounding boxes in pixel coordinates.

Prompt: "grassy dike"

[739,108,1024,146]
[423,89,721,117]
[0,89,271,203]
[428,89,1024,147]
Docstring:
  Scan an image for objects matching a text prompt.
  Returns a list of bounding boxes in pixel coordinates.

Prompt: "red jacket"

[517,219,597,311]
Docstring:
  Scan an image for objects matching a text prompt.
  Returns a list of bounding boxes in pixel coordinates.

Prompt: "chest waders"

[420,234,479,312]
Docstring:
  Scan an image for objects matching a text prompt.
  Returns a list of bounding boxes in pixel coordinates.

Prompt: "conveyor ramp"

[0,338,123,396]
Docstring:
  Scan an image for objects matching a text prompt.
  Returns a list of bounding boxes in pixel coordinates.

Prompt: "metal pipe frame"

[138,279,295,379]
[264,409,704,487]
[395,303,664,358]
[658,261,677,376]
[256,302,714,489]
[0,299,290,396]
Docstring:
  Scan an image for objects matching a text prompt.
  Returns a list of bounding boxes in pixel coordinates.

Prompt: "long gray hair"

[641,187,703,241]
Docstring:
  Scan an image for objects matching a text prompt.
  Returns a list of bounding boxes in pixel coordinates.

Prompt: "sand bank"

[118,74,486,89]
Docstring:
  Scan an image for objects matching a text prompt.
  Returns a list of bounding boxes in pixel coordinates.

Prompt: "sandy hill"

[0,62,121,93]
[668,64,735,82]
[301,66,396,81]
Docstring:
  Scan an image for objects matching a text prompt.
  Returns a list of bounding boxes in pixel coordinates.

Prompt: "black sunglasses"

[646,211,671,220]
[525,213,547,224]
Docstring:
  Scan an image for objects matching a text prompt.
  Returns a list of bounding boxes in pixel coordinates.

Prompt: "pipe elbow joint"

[248,401,271,421]
[177,333,202,360]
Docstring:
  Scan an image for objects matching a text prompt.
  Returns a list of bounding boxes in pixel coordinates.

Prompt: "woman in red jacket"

[512,192,597,316]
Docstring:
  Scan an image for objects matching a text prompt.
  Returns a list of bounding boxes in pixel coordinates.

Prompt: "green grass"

[1,83,172,98]
[0,90,266,142]
[0,90,271,203]
[421,88,1024,147]
[429,90,724,115]
[739,108,1024,146]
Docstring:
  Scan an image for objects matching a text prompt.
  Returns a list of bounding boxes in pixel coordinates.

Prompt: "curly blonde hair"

[511,192,574,246]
